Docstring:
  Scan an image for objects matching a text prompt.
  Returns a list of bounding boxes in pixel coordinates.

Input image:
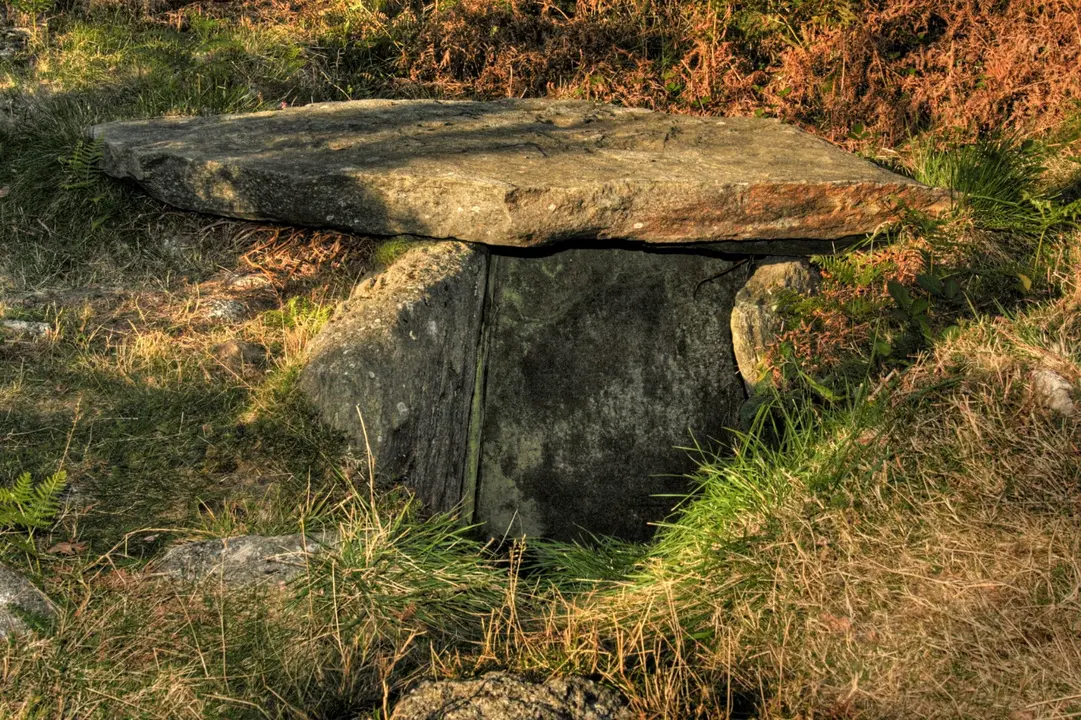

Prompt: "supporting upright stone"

[299,242,488,513]
[474,248,749,542]
[730,258,819,393]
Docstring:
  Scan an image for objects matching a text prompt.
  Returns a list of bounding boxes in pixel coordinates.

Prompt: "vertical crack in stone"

[461,248,497,522]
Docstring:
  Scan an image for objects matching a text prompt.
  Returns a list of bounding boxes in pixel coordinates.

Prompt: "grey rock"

[474,247,748,542]
[205,298,247,321]
[227,273,273,290]
[390,672,631,720]
[1032,369,1076,417]
[1,319,51,337]
[299,241,489,513]
[91,99,949,248]
[0,27,30,60]
[302,244,748,541]
[730,258,818,392]
[152,532,336,586]
[0,566,58,638]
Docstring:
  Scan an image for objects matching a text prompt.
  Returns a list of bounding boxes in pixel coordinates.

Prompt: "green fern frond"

[58,138,105,191]
[0,471,67,532]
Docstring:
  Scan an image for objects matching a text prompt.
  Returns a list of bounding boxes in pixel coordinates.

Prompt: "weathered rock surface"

[1032,369,1076,417]
[730,257,819,392]
[299,244,746,540]
[152,532,336,586]
[390,672,631,720]
[204,298,248,321]
[0,566,58,638]
[300,242,488,513]
[92,99,949,247]
[476,247,748,541]
[1,319,52,337]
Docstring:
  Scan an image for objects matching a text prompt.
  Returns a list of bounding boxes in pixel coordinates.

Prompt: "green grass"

[0,293,349,551]
[912,135,1081,234]
[0,490,512,718]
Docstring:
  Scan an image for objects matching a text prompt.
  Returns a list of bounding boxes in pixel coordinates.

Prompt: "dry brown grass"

[51,0,1081,148]
[771,0,1081,146]
[390,0,1081,147]
[452,236,1081,718]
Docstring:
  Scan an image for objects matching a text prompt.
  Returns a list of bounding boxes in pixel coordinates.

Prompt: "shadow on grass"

[0,332,347,552]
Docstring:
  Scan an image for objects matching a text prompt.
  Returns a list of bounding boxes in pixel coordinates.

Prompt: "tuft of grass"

[913,135,1081,234]
[0,476,511,719]
[372,237,419,269]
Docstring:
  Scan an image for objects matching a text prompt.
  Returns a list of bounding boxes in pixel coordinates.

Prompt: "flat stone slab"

[92,99,948,247]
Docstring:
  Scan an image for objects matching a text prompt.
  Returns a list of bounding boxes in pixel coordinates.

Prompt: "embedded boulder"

[390,672,631,720]
[730,258,819,392]
[152,532,337,586]
[0,566,58,637]
[91,99,949,248]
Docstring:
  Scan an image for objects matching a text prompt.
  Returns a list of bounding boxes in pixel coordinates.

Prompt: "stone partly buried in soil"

[0,566,59,638]
[390,672,631,720]
[152,533,337,586]
[91,99,949,247]
[301,242,747,542]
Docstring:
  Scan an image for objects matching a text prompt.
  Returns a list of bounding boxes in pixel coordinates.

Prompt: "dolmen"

[92,100,948,542]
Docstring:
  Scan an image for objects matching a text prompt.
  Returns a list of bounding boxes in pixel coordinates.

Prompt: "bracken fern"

[0,471,67,532]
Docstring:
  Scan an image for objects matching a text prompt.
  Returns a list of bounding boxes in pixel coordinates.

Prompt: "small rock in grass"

[212,339,268,371]
[730,257,819,393]
[0,566,59,638]
[0,28,30,60]
[227,273,273,290]
[152,532,338,586]
[1032,369,1075,417]
[390,672,632,720]
[205,298,248,321]
[1,319,51,337]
